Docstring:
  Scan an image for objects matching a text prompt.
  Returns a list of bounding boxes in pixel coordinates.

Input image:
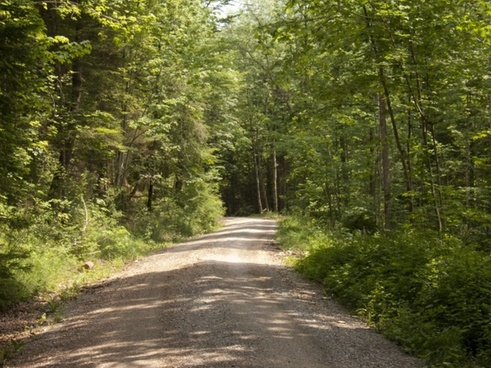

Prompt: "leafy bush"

[72,204,156,261]
[0,177,223,313]
[0,200,159,311]
[278,216,491,368]
[0,225,76,310]
[276,216,332,252]
[133,180,223,242]
[0,239,30,311]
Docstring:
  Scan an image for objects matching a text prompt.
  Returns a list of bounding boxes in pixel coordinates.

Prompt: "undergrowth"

[0,192,223,313]
[277,216,491,368]
[0,186,223,364]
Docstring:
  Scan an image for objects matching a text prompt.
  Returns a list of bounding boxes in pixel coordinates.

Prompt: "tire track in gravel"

[7,217,424,368]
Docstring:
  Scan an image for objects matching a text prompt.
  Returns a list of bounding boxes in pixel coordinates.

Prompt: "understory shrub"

[0,224,78,311]
[0,238,30,311]
[132,180,224,242]
[278,216,491,368]
[0,180,224,310]
[276,216,332,252]
[73,204,157,260]
[0,193,216,310]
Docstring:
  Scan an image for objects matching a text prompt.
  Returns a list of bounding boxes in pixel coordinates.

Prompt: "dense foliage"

[278,218,491,367]
[217,0,491,234]
[2,0,491,366]
[229,0,491,366]
[0,0,235,310]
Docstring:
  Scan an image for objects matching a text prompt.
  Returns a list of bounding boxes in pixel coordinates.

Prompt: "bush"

[0,223,78,310]
[0,200,160,311]
[279,216,491,368]
[72,204,156,261]
[0,241,30,311]
[132,179,223,242]
[0,179,223,313]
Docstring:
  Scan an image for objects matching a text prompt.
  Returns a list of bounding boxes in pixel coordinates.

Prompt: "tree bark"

[379,93,392,229]
[254,151,263,213]
[272,144,279,213]
[147,179,153,212]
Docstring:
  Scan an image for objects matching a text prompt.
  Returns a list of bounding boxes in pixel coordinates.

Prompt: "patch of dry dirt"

[5,217,425,367]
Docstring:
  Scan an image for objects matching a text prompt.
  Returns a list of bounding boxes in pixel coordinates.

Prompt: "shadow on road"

[9,218,422,368]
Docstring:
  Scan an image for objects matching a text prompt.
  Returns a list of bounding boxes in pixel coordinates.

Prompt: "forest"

[1,0,491,366]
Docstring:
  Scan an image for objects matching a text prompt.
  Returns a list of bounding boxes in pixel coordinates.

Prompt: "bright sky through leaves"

[217,0,243,17]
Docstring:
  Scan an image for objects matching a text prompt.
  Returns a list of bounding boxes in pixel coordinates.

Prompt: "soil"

[5,217,425,367]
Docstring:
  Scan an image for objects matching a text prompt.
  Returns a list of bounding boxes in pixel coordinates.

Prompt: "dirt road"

[8,217,423,367]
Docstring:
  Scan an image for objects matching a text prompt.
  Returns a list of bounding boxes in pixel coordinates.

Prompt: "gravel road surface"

[8,217,424,367]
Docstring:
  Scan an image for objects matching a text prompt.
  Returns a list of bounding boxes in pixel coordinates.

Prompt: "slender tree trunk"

[378,68,411,190]
[254,151,263,213]
[428,121,444,224]
[406,99,414,213]
[368,127,381,226]
[421,118,444,232]
[465,93,474,208]
[116,50,130,188]
[260,153,270,212]
[48,14,82,200]
[272,143,279,213]
[147,179,153,212]
[340,136,350,207]
[363,6,411,194]
[334,171,342,218]
[379,93,392,229]
[404,42,444,231]
[325,181,335,229]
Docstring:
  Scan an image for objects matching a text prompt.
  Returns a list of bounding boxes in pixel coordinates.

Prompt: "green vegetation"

[0,0,229,311]
[278,216,491,367]
[0,199,220,311]
[236,1,491,365]
[2,0,491,366]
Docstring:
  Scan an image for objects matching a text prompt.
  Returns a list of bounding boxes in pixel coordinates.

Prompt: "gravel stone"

[7,217,425,368]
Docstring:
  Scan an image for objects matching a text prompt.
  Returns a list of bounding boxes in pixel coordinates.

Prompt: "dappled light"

[10,218,421,368]
[2,0,490,367]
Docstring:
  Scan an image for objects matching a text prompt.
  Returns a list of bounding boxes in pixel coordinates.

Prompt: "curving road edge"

[8,217,424,368]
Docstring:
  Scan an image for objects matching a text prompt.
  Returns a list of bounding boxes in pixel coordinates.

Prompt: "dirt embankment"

[7,217,424,367]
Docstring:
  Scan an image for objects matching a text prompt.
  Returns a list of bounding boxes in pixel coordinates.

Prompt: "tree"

[0,0,50,214]
[218,0,292,214]
[263,0,491,234]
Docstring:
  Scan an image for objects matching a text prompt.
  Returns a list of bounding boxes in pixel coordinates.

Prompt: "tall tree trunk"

[115,50,130,188]
[368,127,381,226]
[340,136,350,207]
[147,179,153,212]
[48,13,82,200]
[378,68,411,191]
[421,117,444,232]
[405,99,414,213]
[465,93,475,208]
[254,151,263,213]
[363,6,411,194]
[379,93,392,229]
[260,153,270,212]
[272,143,279,213]
[428,121,444,230]
[325,181,335,229]
[405,41,444,231]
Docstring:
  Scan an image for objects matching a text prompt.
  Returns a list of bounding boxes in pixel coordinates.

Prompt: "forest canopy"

[1,0,491,366]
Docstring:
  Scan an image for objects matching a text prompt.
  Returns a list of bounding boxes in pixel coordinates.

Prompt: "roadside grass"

[0,197,224,364]
[250,211,283,219]
[276,216,491,368]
